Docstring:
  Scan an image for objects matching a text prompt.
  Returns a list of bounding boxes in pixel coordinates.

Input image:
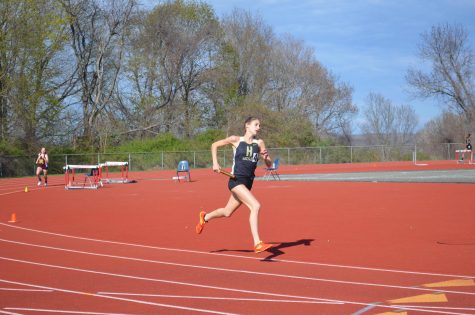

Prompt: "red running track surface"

[0,161,474,314]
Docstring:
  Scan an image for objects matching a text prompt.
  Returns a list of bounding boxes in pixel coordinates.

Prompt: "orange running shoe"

[254,241,273,253]
[195,211,207,234]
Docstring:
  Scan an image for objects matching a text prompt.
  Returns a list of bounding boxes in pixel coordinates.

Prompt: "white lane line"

[98,293,343,304]
[0,185,61,196]
[0,190,29,196]
[0,279,234,315]
[1,223,473,279]
[0,257,338,303]
[0,310,24,315]
[1,238,474,297]
[0,263,469,315]
[0,288,52,292]
[5,308,141,315]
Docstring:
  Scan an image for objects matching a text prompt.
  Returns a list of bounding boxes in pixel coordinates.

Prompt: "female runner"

[196,117,273,253]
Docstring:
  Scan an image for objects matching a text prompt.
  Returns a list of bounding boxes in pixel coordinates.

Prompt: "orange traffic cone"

[24,186,28,192]
[8,213,17,223]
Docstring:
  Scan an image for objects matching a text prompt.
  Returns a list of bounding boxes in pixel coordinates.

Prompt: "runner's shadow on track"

[211,239,314,261]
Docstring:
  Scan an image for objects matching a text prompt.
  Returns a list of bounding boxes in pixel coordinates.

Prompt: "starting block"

[455,149,473,164]
[99,161,132,184]
[64,165,102,190]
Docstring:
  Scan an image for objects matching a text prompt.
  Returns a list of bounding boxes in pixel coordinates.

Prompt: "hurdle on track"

[64,164,102,190]
[455,149,473,164]
[99,161,132,184]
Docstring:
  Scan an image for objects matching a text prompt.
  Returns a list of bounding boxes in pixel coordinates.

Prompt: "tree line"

[0,0,473,154]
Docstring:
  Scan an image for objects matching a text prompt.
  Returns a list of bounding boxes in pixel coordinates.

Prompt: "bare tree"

[61,0,136,147]
[168,1,220,137]
[396,104,419,145]
[121,6,182,137]
[406,23,475,123]
[266,34,312,112]
[200,41,240,130]
[298,60,357,140]
[221,9,274,100]
[297,76,357,144]
[219,12,357,141]
[420,111,465,143]
[361,92,418,146]
[417,111,467,159]
[119,1,220,138]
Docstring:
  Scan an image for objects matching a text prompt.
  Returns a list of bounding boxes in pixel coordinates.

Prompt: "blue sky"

[145,0,475,131]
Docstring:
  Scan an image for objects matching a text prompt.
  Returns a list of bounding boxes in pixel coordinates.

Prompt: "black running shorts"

[228,176,254,191]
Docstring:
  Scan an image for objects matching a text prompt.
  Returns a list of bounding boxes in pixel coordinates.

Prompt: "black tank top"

[231,137,260,178]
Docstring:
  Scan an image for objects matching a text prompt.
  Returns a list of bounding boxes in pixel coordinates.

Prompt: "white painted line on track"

[98,293,343,304]
[5,308,140,315]
[0,279,234,315]
[0,310,24,315]
[0,187,26,193]
[0,185,61,196]
[0,258,471,315]
[1,238,474,297]
[0,288,52,292]
[0,190,30,196]
[1,223,473,279]
[0,257,339,303]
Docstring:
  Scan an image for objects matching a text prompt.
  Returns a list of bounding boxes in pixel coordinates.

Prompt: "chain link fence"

[0,143,466,178]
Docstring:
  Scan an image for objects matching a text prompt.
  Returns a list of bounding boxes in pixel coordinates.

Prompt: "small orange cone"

[8,213,17,223]
[24,186,28,193]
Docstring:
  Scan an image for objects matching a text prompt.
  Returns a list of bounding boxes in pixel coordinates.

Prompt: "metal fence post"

[415,144,418,164]
[128,153,131,171]
[350,146,353,163]
[161,151,164,169]
[193,151,196,168]
[287,148,290,164]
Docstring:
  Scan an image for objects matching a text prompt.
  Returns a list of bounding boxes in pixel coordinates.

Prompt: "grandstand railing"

[0,143,466,177]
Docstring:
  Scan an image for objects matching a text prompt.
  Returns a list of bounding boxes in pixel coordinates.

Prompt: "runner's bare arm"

[258,139,272,167]
[211,136,240,172]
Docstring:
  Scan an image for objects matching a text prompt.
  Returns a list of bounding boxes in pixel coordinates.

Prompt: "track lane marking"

[0,256,340,304]
[1,223,473,279]
[0,238,474,297]
[97,293,342,304]
[422,279,475,288]
[0,288,52,292]
[388,293,448,304]
[0,279,234,315]
[4,309,139,315]
[0,257,471,315]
